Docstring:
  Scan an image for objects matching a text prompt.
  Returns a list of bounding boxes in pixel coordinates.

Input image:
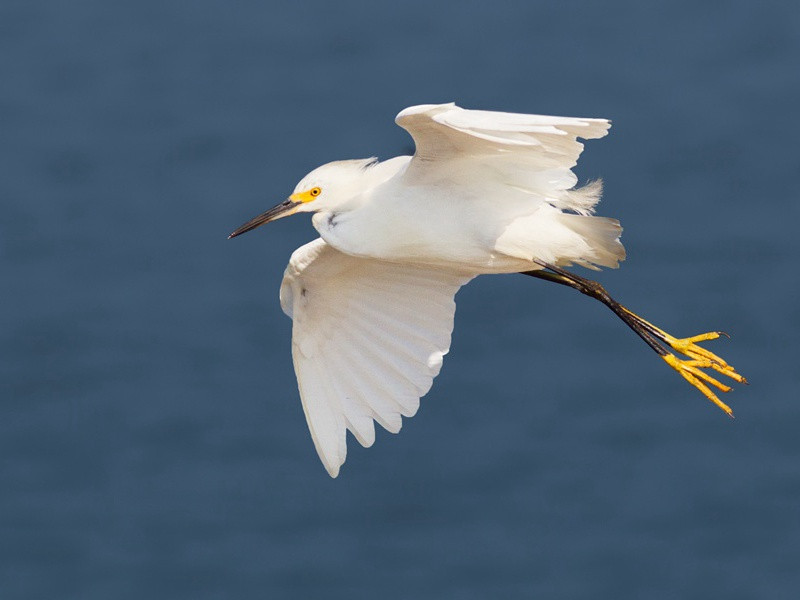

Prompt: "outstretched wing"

[280,239,475,477]
[396,102,609,170]
[395,104,610,209]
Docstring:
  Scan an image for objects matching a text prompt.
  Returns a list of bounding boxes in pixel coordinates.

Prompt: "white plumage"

[311,104,624,273]
[280,238,473,476]
[232,103,625,476]
[229,103,745,476]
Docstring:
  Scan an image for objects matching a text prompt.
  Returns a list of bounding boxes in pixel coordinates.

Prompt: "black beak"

[228,198,300,239]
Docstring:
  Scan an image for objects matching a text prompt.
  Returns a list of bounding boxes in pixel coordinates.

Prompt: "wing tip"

[576,118,612,139]
[324,462,341,478]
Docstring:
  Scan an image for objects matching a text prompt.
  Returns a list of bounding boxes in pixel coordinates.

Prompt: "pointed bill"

[228,198,300,239]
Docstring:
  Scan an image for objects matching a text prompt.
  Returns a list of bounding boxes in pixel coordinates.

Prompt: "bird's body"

[293,104,624,274]
[230,103,746,477]
[312,157,619,274]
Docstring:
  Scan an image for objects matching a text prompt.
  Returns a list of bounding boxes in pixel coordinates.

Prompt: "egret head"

[228,158,377,239]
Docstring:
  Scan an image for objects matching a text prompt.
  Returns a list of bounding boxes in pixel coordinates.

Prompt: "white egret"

[230,103,746,477]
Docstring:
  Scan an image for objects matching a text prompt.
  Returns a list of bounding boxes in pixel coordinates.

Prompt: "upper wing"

[395,103,610,188]
[280,238,475,477]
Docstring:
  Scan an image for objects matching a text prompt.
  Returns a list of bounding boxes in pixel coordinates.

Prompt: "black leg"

[520,262,747,417]
[521,263,666,356]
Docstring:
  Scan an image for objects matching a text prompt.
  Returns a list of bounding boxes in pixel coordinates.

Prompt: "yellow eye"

[310,187,321,197]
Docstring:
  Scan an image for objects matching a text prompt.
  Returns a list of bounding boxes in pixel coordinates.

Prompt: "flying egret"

[229,103,746,478]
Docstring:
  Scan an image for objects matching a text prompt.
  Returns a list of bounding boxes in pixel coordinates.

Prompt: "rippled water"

[2,1,799,598]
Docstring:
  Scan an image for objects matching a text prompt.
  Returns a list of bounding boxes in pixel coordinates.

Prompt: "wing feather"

[396,103,609,168]
[324,351,376,448]
[395,103,611,215]
[327,340,405,433]
[280,238,474,477]
[293,357,347,475]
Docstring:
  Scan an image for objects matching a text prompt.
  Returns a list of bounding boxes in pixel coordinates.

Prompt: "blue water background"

[2,1,799,598]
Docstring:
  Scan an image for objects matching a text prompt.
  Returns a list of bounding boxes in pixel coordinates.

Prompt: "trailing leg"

[521,263,747,417]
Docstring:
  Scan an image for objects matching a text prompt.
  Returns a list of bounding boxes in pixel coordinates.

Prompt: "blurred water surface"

[2,1,799,598]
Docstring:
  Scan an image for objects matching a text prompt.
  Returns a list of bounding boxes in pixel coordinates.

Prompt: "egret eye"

[310,187,321,197]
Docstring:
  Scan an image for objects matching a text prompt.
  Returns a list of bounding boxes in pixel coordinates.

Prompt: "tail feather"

[557,213,625,269]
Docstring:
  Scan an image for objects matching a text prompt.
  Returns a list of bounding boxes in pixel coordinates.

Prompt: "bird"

[229,103,746,478]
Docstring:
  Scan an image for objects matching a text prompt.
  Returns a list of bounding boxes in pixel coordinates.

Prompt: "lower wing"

[280,238,475,477]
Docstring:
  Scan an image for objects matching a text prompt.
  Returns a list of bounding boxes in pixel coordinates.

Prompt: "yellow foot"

[662,354,735,417]
[622,308,747,417]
